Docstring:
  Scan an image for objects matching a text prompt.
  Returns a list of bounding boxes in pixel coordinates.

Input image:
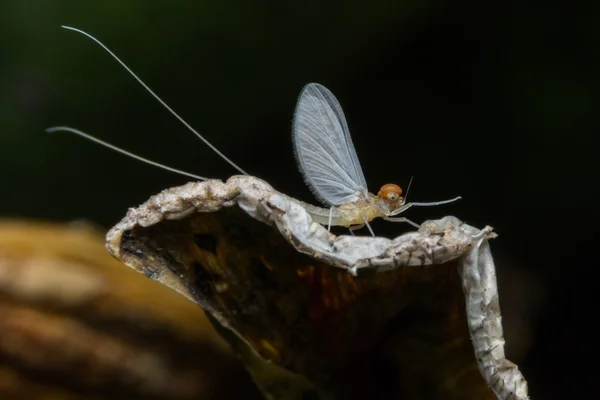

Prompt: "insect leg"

[327,207,333,232]
[389,203,413,216]
[348,224,365,236]
[382,216,420,229]
[389,196,462,217]
[363,216,375,237]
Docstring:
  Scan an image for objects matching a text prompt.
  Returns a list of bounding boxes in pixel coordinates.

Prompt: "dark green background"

[1,1,597,398]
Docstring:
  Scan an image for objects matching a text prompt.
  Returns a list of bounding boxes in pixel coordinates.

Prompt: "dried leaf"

[107,176,529,399]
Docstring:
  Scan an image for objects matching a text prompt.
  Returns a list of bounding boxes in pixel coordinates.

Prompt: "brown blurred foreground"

[0,219,261,400]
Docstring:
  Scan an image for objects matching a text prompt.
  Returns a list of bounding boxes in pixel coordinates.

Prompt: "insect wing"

[292,83,367,206]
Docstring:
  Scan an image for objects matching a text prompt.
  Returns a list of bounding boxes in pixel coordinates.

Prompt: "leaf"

[107,176,525,399]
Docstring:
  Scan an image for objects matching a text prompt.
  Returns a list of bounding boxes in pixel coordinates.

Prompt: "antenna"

[46,126,208,181]
[404,175,415,202]
[59,25,248,175]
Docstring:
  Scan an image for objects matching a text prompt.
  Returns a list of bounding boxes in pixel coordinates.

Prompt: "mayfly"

[47,26,459,236]
[290,83,460,235]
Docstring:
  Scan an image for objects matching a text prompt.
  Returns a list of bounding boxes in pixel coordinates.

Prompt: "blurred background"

[1,1,597,398]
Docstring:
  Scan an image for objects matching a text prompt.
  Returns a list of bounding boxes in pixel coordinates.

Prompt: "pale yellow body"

[295,193,393,228]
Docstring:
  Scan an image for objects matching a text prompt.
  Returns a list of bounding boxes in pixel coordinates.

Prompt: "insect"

[47,26,459,236]
[291,83,461,235]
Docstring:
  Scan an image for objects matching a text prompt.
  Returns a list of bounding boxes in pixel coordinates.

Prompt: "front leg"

[383,216,420,229]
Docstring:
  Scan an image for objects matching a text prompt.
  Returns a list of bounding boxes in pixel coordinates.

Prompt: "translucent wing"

[292,83,368,206]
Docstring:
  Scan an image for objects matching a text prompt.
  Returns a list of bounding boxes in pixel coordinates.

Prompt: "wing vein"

[292,83,367,205]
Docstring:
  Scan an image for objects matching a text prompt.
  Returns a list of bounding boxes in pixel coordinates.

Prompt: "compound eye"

[378,183,403,202]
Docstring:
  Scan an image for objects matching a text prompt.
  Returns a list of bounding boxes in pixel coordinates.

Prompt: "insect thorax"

[337,195,382,226]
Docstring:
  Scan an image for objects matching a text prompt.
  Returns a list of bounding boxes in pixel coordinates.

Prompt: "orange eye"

[378,184,403,201]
